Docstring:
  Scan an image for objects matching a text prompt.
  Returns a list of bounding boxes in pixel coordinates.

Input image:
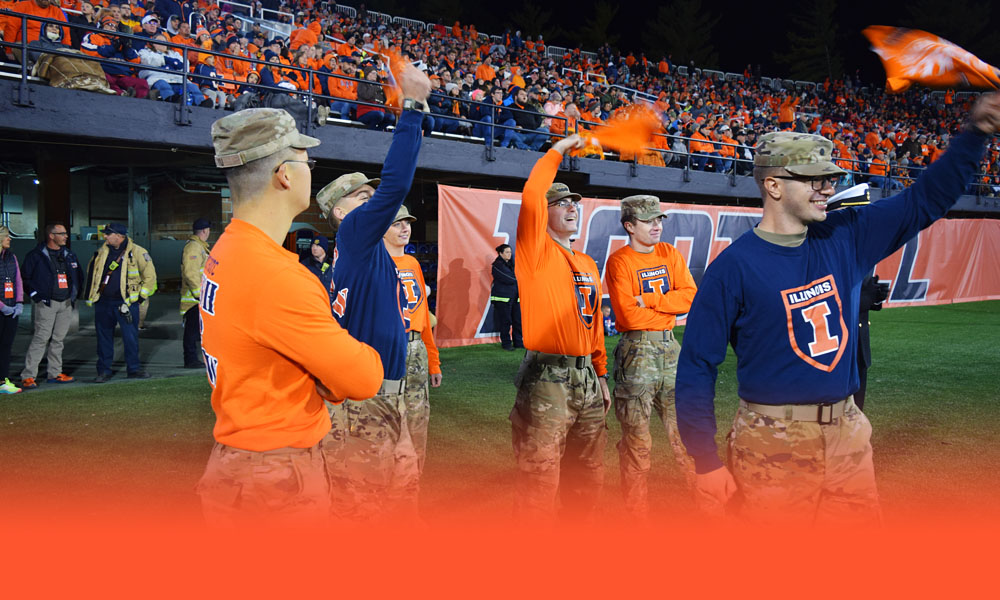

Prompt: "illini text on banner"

[434,185,1000,348]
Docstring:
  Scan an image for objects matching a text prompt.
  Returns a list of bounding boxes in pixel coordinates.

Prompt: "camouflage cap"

[545,182,581,204]
[211,108,320,168]
[315,172,381,218]
[393,205,417,223]
[754,132,846,176]
[621,195,668,222]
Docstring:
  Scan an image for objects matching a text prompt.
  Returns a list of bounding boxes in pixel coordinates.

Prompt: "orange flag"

[583,104,661,154]
[863,26,1000,93]
[381,50,409,112]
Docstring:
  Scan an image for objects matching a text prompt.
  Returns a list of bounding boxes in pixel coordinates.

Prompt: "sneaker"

[94,373,111,384]
[0,378,22,394]
[20,377,38,389]
[127,370,151,379]
[199,98,214,108]
[46,373,74,384]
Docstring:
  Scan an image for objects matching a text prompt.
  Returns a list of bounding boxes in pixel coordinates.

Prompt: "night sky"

[359,0,999,85]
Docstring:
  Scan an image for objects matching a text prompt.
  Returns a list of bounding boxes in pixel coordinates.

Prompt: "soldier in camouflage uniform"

[510,136,612,520]
[676,96,1000,525]
[606,195,699,519]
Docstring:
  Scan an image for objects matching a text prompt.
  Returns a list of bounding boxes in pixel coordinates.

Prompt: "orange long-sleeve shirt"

[515,150,607,376]
[606,243,697,332]
[1,1,69,46]
[778,96,799,123]
[392,254,441,375]
[200,219,383,452]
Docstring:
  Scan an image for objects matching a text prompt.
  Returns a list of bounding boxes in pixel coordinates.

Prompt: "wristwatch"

[600,373,610,381]
[402,98,425,112]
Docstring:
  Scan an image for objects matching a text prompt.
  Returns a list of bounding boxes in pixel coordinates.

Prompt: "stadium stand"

[2,0,999,196]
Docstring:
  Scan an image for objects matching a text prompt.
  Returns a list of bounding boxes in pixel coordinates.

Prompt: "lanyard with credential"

[97,246,126,296]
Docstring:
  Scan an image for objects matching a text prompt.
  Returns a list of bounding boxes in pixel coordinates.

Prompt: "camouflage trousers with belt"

[728,397,882,526]
[324,385,420,522]
[612,333,697,518]
[195,437,332,528]
[509,353,607,520]
[401,337,431,476]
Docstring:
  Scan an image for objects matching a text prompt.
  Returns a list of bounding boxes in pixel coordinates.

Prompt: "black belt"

[525,350,589,369]
[407,331,421,341]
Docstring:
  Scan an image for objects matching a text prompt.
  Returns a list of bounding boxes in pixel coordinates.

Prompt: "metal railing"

[333,5,357,19]
[3,10,997,197]
[366,11,393,26]
[392,16,425,30]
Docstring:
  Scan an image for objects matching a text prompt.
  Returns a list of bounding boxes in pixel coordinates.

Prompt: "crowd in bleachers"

[2,0,999,195]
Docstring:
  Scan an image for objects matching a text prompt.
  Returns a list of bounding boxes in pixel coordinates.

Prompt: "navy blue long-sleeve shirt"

[675,129,988,473]
[331,109,423,381]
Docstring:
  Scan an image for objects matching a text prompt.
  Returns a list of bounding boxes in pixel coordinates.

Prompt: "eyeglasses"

[771,175,838,191]
[548,199,580,209]
[274,159,316,173]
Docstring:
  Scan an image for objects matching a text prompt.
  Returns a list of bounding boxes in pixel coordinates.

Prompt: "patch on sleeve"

[143,253,152,262]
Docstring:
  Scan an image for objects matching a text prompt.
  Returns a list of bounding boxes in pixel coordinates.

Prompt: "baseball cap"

[393,205,417,223]
[212,108,320,168]
[102,223,128,235]
[141,14,159,26]
[545,183,581,205]
[192,218,211,231]
[312,235,330,252]
[826,183,870,211]
[754,132,847,176]
[620,195,668,222]
[315,172,381,218]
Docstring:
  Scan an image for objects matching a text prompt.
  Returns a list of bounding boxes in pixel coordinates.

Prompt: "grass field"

[2,301,999,523]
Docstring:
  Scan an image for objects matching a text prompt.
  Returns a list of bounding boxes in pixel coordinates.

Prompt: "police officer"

[180,218,211,369]
[299,234,334,298]
[86,223,157,382]
[20,222,83,388]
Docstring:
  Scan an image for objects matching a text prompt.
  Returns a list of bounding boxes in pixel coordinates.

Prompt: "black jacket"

[490,256,518,301]
[22,243,83,306]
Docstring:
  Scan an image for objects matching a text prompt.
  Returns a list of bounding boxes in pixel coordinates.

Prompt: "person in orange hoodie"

[290,18,319,51]
[475,55,496,84]
[778,92,799,129]
[1,0,70,60]
[323,55,358,118]
[689,122,721,171]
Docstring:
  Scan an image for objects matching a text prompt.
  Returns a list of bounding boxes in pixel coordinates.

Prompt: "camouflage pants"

[195,438,331,528]
[401,338,431,475]
[509,353,607,520]
[727,398,882,526]
[325,386,420,522]
[612,333,696,518]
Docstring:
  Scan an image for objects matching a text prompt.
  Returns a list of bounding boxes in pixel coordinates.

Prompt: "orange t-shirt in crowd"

[515,150,607,375]
[1,0,69,46]
[391,254,441,375]
[475,62,495,82]
[606,243,697,332]
[200,218,383,452]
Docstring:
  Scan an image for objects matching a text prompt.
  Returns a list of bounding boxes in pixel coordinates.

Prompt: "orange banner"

[436,185,1000,348]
